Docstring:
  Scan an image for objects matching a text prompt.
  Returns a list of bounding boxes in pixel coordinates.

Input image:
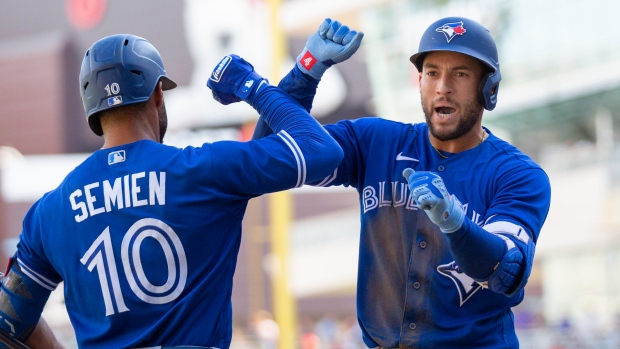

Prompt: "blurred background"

[1,0,620,348]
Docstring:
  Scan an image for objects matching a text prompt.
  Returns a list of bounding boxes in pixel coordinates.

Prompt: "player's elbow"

[323,137,344,170]
[304,135,343,182]
[484,247,528,297]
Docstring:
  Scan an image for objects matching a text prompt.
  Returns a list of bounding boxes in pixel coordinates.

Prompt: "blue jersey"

[15,123,340,348]
[311,119,550,348]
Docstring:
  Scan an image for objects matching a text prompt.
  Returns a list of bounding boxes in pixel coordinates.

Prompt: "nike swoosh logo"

[396,152,419,162]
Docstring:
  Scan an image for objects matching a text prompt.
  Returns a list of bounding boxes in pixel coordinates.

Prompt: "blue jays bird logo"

[437,261,481,306]
[436,21,466,43]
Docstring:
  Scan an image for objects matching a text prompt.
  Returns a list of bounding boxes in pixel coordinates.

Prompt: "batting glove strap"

[238,73,269,107]
[438,195,466,234]
[296,49,330,80]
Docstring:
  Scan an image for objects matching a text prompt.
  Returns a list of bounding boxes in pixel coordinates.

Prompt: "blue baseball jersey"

[15,129,337,348]
[312,118,551,348]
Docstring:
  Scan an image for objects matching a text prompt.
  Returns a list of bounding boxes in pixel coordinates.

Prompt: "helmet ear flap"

[479,70,501,111]
[478,72,490,110]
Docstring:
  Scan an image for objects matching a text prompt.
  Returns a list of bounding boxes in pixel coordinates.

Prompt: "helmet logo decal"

[107,95,123,107]
[436,21,466,43]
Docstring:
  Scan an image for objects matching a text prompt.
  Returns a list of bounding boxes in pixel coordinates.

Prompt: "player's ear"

[154,81,164,109]
[418,70,423,92]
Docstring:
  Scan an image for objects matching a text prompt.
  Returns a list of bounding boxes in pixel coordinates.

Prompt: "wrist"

[296,49,328,80]
[438,195,465,234]
[292,64,321,84]
[236,71,268,106]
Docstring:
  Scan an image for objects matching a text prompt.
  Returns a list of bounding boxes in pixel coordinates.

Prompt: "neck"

[102,130,158,149]
[430,127,488,155]
[101,113,160,149]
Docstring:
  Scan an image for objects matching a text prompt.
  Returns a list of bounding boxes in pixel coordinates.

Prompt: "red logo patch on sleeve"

[299,51,317,71]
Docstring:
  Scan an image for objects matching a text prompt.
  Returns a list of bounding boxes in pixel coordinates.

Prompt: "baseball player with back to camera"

[252,17,552,348]
[0,34,346,348]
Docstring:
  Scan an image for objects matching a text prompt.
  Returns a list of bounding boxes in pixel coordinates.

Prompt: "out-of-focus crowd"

[231,311,365,349]
[228,309,620,349]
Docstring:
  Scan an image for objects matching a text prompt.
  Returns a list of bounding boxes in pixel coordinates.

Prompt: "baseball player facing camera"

[0,35,342,348]
[254,17,551,348]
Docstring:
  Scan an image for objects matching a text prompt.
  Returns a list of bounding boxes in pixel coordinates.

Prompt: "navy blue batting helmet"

[79,34,177,136]
[410,17,501,111]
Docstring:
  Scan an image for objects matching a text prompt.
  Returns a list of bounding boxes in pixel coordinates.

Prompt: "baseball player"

[253,18,552,348]
[0,35,345,348]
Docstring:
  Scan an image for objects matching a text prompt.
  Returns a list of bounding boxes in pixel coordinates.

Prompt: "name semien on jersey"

[69,171,166,223]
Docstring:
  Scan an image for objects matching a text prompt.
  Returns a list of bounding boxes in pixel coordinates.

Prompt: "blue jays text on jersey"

[307,118,551,349]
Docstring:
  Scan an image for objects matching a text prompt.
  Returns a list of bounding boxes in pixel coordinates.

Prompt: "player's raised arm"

[252,18,364,140]
[207,54,343,187]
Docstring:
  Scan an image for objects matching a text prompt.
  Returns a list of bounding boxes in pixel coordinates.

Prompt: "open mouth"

[435,106,456,117]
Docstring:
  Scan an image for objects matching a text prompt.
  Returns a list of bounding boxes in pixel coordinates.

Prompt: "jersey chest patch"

[437,261,482,306]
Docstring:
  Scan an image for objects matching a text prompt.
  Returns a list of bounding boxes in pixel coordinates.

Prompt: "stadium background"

[1,0,619,348]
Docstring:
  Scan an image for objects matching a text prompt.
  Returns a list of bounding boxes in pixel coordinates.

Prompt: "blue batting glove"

[402,168,465,233]
[297,18,364,80]
[207,54,269,105]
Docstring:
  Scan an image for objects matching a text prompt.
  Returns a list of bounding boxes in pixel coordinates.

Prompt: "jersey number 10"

[80,218,188,316]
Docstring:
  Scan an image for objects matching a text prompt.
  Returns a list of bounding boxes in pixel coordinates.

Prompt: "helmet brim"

[161,76,177,90]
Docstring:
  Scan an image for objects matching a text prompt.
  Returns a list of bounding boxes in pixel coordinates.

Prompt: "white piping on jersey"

[314,168,338,187]
[277,130,306,188]
[17,258,58,291]
[483,221,531,250]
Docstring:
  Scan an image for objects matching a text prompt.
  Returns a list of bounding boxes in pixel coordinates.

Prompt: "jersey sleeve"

[15,198,63,290]
[251,66,320,141]
[484,165,551,243]
[477,163,551,296]
[205,85,343,197]
[277,65,320,113]
[308,118,388,189]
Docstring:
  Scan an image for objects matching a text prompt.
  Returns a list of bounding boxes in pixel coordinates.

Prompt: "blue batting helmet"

[410,17,501,111]
[79,34,177,136]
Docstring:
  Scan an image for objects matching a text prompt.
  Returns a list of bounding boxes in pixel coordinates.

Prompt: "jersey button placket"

[437,165,445,172]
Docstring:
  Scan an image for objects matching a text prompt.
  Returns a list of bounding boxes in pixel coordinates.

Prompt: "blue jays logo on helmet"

[436,21,466,43]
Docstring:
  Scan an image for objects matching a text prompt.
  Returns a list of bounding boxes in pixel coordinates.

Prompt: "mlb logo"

[107,96,123,106]
[108,150,126,165]
[237,79,255,99]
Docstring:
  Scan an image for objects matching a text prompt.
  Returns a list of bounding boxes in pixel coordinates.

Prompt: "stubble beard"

[422,95,483,142]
